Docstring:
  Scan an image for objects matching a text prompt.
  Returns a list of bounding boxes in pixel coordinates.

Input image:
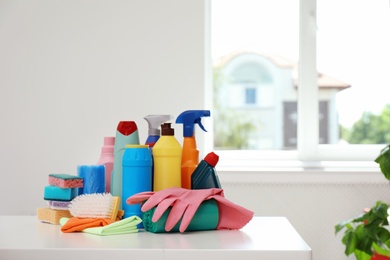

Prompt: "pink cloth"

[126,187,254,232]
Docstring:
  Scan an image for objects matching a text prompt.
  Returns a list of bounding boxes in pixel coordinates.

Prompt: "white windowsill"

[218,166,386,184]
[216,156,384,184]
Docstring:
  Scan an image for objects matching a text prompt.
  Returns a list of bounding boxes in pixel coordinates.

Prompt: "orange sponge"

[37,207,72,225]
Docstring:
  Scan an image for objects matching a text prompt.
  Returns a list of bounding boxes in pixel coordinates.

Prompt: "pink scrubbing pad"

[48,174,83,188]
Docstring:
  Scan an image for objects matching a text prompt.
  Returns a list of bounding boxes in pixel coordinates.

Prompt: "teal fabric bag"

[142,199,219,233]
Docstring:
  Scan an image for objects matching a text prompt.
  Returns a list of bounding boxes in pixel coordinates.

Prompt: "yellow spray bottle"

[175,110,210,189]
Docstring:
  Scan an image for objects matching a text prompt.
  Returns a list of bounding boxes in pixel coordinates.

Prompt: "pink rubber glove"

[211,194,254,230]
[126,188,253,232]
[126,188,224,232]
[126,187,186,218]
[141,187,188,212]
[126,191,155,205]
[126,188,185,224]
[162,188,224,232]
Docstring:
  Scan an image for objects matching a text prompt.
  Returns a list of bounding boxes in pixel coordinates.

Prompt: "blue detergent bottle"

[122,144,152,225]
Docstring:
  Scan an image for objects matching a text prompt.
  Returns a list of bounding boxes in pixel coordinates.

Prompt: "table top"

[0,216,311,260]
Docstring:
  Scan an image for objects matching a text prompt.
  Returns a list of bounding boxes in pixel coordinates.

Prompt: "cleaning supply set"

[37,109,252,236]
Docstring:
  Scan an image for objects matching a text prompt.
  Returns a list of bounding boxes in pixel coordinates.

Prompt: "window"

[210,0,390,166]
[245,87,256,105]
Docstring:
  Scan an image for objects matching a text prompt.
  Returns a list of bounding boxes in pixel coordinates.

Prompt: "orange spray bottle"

[175,110,210,189]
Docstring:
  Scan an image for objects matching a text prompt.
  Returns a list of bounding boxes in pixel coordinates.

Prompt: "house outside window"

[211,0,390,163]
[214,52,348,150]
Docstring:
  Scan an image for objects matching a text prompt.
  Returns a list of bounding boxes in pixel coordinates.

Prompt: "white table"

[0,216,311,260]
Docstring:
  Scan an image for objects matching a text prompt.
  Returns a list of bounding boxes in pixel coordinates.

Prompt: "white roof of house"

[214,51,351,91]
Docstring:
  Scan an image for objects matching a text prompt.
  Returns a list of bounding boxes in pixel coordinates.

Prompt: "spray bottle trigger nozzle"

[195,118,207,132]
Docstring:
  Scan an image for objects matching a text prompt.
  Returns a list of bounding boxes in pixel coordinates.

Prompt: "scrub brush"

[68,193,121,221]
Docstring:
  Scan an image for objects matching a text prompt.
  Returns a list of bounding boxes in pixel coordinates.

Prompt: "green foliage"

[213,109,256,149]
[375,145,390,182]
[335,201,390,260]
[336,144,390,259]
[213,68,256,149]
[344,104,390,144]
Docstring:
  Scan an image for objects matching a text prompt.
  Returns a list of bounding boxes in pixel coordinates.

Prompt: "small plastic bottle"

[152,123,182,191]
[96,136,115,193]
[144,115,171,190]
[191,152,222,189]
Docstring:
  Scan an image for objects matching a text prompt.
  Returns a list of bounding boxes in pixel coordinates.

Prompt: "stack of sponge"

[37,174,84,224]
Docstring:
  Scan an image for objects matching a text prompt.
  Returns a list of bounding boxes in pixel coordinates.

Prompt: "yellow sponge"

[37,207,72,225]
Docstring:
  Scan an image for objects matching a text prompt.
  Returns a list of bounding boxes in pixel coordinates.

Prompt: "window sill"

[216,159,385,184]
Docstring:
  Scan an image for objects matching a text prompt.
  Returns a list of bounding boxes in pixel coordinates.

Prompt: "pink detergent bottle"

[96,136,115,193]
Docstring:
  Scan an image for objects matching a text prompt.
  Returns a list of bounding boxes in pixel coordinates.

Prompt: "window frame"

[206,0,386,169]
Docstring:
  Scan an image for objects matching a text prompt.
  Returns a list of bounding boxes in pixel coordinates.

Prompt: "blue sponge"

[44,185,78,201]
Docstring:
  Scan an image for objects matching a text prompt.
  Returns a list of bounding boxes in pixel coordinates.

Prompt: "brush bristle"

[68,193,119,219]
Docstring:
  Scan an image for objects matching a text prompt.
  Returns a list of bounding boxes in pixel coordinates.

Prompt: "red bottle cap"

[117,121,138,136]
[204,152,219,167]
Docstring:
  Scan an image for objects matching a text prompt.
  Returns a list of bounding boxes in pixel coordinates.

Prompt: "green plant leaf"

[335,220,351,234]
[377,227,390,244]
[354,249,373,260]
[375,145,390,181]
[373,242,390,257]
[355,225,374,255]
[371,202,389,220]
[342,231,357,255]
[353,214,368,223]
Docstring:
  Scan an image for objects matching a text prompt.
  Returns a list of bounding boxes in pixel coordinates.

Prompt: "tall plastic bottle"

[96,136,115,193]
[144,115,171,189]
[152,123,182,191]
[191,151,222,189]
[176,110,211,189]
[111,121,139,205]
[122,144,152,223]
[144,115,171,147]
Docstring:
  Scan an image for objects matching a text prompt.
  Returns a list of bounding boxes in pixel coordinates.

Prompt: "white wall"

[219,169,390,260]
[0,0,209,215]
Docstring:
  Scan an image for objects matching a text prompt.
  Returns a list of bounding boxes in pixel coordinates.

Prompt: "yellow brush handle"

[110,196,120,221]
